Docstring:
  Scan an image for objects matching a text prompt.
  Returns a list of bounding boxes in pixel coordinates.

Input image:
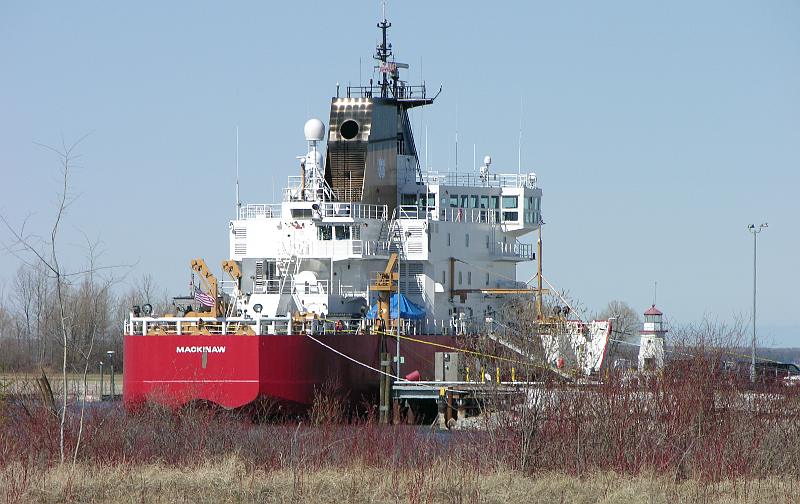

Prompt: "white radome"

[304,118,325,141]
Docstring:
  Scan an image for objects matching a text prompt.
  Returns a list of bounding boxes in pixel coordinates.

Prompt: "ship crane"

[221,259,243,316]
[370,252,399,332]
[187,258,220,318]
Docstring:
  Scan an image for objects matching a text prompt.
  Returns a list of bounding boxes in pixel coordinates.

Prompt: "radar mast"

[375,10,393,98]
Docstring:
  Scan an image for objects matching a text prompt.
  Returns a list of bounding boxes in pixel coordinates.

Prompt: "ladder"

[277,254,301,295]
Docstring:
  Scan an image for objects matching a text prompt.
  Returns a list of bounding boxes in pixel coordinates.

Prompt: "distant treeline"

[0,264,167,373]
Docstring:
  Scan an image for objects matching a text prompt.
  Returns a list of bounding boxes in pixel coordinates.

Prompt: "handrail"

[239,204,281,219]
[421,171,538,189]
[492,240,535,260]
[318,202,388,221]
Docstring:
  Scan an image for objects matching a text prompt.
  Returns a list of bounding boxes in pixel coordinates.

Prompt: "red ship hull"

[123,333,455,409]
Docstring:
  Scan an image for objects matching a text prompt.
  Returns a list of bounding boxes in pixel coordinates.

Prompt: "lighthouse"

[638,304,666,372]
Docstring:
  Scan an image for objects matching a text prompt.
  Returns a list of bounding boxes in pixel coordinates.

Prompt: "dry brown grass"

[2,458,798,504]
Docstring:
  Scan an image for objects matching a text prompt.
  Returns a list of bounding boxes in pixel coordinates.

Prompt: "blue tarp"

[366,293,426,320]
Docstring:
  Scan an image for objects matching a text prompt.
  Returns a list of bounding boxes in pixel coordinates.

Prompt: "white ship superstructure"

[221,15,548,337]
[231,144,542,334]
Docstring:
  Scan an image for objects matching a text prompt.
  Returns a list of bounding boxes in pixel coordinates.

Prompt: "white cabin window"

[317,225,332,241]
[486,272,490,285]
[447,233,451,246]
[468,271,472,285]
[502,196,518,209]
[465,234,469,248]
[442,270,446,285]
[485,235,490,249]
[335,225,351,240]
[458,271,463,285]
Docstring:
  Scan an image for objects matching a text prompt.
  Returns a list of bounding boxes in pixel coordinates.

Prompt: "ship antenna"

[455,98,459,174]
[235,126,240,218]
[518,96,523,175]
[424,126,428,170]
[375,2,392,98]
[653,281,658,306]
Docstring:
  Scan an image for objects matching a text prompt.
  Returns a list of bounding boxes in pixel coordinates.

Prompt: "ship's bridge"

[230,200,391,263]
[399,168,542,235]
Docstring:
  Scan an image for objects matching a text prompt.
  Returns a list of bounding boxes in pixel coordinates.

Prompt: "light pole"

[747,223,767,384]
[106,350,116,399]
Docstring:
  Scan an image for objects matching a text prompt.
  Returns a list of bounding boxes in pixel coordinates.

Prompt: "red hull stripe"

[123,333,456,409]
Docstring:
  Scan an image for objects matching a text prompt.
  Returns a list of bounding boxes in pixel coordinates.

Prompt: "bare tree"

[1,136,86,463]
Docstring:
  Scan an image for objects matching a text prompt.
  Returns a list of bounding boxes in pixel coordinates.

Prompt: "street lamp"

[747,223,768,384]
[106,350,116,399]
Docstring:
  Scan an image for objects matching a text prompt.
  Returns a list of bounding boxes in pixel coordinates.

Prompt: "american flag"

[194,288,215,307]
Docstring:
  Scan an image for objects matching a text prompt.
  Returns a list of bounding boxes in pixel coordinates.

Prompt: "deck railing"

[239,204,281,220]
[421,171,537,189]
[492,241,536,260]
[318,202,387,221]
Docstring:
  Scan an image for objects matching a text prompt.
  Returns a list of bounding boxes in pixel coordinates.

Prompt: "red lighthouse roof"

[644,304,662,316]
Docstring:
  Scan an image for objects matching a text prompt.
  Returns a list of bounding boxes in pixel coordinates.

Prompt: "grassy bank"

[2,460,798,503]
[3,354,800,502]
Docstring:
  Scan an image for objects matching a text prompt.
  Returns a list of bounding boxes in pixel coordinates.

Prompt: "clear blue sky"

[1,1,798,345]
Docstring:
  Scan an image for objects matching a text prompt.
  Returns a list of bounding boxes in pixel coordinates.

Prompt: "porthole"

[340,120,359,140]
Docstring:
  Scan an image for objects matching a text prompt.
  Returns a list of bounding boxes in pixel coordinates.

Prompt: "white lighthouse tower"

[638,304,666,372]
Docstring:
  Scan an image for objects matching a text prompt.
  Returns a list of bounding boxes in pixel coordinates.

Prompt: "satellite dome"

[304,118,325,141]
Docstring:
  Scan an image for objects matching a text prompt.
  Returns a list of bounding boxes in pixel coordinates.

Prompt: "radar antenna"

[375,4,393,98]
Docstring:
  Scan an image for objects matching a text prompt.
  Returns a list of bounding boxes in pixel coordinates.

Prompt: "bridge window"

[491,196,500,209]
[503,212,519,222]
[502,196,518,209]
[480,196,489,209]
[460,195,468,208]
[470,195,479,208]
[449,195,459,207]
[317,225,332,240]
[335,225,351,240]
